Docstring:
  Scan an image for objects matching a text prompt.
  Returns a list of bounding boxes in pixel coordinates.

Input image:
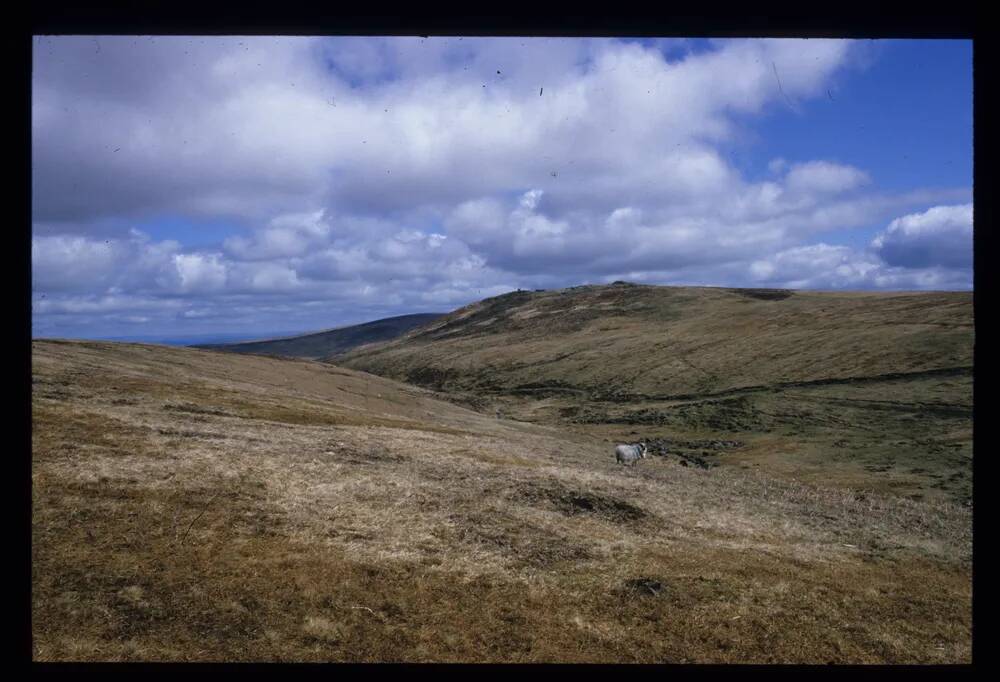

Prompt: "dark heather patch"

[162,403,236,417]
[729,288,794,301]
[440,510,593,569]
[623,577,663,597]
[514,481,650,523]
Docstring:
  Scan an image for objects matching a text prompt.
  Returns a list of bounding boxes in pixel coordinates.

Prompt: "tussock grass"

[32,340,971,662]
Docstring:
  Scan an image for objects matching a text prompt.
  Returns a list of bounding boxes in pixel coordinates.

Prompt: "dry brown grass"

[32,340,971,662]
[337,284,972,399]
[330,284,973,505]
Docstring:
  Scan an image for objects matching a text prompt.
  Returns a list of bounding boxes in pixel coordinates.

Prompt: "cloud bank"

[31,37,972,338]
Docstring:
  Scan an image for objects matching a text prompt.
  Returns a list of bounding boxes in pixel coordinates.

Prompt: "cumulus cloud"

[784,161,870,195]
[31,36,972,338]
[173,253,228,293]
[872,204,973,269]
[747,243,882,289]
[224,210,331,261]
[32,234,131,293]
[32,36,857,225]
[742,204,974,291]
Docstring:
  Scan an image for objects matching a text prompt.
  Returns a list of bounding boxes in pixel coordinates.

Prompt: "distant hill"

[332,284,973,505]
[194,312,445,359]
[335,282,973,400]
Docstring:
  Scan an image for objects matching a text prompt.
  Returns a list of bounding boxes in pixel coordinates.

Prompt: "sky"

[31,37,973,343]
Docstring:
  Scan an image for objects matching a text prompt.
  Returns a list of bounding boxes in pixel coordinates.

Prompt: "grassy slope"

[194,313,444,359]
[336,284,974,503]
[335,284,972,398]
[32,340,970,662]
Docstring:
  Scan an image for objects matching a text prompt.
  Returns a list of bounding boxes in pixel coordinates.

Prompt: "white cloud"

[224,210,331,260]
[748,243,881,288]
[872,204,973,268]
[32,235,126,292]
[31,37,972,339]
[736,203,973,292]
[784,161,870,195]
[173,253,228,293]
[32,36,860,225]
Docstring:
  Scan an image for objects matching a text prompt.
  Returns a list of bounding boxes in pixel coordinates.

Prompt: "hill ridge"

[194,312,445,359]
[334,282,973,399]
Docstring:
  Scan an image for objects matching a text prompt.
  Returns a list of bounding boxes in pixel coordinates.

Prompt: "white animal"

[615,442,648,466]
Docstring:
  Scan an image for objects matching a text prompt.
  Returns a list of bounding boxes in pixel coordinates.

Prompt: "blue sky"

[137,215,246,250]
[32,37,973,343]
[751,40,971,188]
